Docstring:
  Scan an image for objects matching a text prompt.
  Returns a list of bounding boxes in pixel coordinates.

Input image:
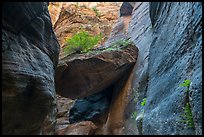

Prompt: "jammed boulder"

[2,2,60,135]
[55,42,138,99]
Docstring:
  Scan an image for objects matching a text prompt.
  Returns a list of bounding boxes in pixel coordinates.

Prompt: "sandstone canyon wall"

[2,2,60,135]
[2,2,202,135]
[124,2,202,135]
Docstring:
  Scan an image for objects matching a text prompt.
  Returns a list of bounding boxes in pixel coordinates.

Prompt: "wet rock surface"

[2,2,60,135]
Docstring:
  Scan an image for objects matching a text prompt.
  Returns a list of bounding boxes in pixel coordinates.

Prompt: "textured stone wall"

[144,2,202,135]
[124,2,152,135]
[125,2,202,135]
[2,2,60,135]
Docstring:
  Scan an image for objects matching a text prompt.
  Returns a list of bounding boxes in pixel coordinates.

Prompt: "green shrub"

[64,31,102,55]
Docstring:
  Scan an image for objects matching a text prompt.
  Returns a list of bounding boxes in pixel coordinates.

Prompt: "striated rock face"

[55,44,138,99]
[124,2,153,135]
[124,2,202,135]
[143,2,202,135]
[2,2,60,135]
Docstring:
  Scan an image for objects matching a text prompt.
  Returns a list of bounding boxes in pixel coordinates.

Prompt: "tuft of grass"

[64,31,102,55]
[110,39,134,49]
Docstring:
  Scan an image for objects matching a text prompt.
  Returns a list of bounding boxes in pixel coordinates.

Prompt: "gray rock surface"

[143,2,202,135]
[124,2,202,135]
[2,2,60,135]
[124,2,152,135]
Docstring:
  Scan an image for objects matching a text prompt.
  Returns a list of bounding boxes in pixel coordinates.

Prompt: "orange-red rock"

[55,121,98,135]
[48,2,122,59]
[55,44,138,99]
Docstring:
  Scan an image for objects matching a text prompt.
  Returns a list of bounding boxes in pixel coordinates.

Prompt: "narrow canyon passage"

[2,2,202,135]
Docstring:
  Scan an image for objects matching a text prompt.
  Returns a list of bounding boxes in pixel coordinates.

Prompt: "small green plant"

[64,31,102,55]
[131,111,137,119]
[180,103,195,128]
[92,6,100,17]
[110,39,134,49]
[141,98,146,106]
[179,79,195,129]
[179,79,191,88]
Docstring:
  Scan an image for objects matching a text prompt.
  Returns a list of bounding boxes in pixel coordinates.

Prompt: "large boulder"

[2,2,60,135]
[55,43,138,99]
[69,85,114,124]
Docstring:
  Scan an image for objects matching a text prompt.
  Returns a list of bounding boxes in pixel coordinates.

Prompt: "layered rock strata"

[2,2,60,135]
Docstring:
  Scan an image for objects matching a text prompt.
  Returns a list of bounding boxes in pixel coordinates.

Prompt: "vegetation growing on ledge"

[64,31,102,55]
[111,39,134,48]
[179,79,195,129]
[64,37,135,57]
[180,103,195,129]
